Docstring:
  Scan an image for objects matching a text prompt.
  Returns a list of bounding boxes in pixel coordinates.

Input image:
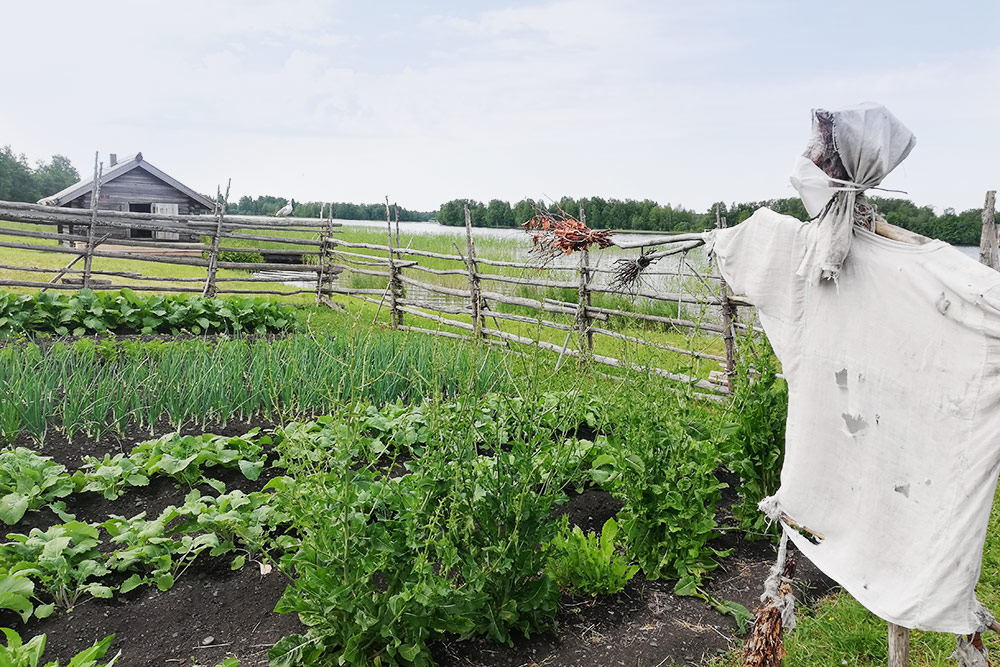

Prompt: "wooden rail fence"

[324,204,745,398]
[0,199,343,301]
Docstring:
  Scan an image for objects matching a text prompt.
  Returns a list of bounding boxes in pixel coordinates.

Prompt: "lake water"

[337,219,675,246]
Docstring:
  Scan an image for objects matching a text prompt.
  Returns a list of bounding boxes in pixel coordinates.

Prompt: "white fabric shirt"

[713,208,1000,633]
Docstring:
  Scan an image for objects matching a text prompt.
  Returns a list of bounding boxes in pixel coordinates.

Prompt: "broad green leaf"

[0,492,30,525]
[0,591,33,623]
[154,573,174,591]
[120,574,144,594]
[237,460,263,481]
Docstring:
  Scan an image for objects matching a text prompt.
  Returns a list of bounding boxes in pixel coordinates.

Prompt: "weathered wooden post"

[577,204,593,355]
[716,207,737,391]
[316,202,334,306]
[82,153,103,289]
[979,190,998,271]
[888,624,910,667]
[463,204,483,338]
[385,196,401,328]
[202,180,230,298]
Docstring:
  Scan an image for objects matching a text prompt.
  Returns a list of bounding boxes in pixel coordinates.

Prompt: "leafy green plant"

[128,430,266,487]
[103,507,222,593]
[73,454,149,501]
[104,487,281,593]
[269,397,566,667]
[0,522,111,612]
[0,449,75,525]
[0,288,301,338]
[592,399,728,583]
[723,335,787,538]
[0,629,119,667]
[543,516,638,596]
[169,488,280,568]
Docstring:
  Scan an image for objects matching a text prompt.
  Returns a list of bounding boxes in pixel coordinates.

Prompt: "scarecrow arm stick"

[615,232,708,250]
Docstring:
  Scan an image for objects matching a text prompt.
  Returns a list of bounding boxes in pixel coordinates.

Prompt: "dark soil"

[7,422,835,667]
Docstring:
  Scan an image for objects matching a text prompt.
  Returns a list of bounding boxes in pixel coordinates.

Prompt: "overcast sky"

[2,1,997,213]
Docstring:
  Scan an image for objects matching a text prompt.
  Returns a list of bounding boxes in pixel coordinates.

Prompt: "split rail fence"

[0,199,343,302]
[323,205,749,398]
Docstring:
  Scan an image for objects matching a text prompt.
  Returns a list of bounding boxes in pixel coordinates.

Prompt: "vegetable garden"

[0,277,831,667]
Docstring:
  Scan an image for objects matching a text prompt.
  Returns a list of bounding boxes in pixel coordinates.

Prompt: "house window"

[152,204,180,240]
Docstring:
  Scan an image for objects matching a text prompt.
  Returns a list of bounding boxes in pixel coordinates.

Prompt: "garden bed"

[5,420,832,667]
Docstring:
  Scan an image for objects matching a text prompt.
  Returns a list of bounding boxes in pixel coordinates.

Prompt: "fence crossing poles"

[463,204,484,338]
[82,153,103,289]
[715,207,737,391]
[316,205,330,305]
[385,196,401,328]
[577,205,593,356]
[202,180,230,297]
[979,190,998,271]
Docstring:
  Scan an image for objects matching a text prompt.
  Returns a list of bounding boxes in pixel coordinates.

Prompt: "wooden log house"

[37,152,214,243]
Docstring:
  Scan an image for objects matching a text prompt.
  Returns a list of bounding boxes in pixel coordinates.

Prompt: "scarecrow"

[529,103,1000,665]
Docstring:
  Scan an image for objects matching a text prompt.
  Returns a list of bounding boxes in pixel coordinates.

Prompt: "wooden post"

[577,204,593,355]
[463,204,483,338]
[316,202,334,306]
[202,180,230,297]
[394,203,400,251]
[82,153,103,289]
[385,196,400,328]
[716,207,737,390]
[888,624,909,667]
[979,190,998,271]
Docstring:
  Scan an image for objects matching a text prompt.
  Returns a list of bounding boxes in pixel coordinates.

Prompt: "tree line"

[227,195,435,222]
[0,146,80,203]
[437,196,989,246]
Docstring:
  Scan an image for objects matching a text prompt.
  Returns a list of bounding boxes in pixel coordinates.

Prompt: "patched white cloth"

[713,208,1000,633]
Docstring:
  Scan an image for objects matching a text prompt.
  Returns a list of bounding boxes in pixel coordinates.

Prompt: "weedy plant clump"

[267,388,598,667]
[544,516,638,596]
[723,335,787,539]
[591,392,730,586]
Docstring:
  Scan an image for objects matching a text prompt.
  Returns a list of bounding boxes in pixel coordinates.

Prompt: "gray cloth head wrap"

[791,103,917,284]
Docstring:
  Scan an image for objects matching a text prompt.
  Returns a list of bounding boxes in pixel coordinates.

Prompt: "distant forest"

[437,196,990,246]
[227,195,435,222]
[0,145,988,246]
[0,146,80,203]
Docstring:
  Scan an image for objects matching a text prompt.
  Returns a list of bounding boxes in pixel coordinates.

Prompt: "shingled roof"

[37,152,215,210]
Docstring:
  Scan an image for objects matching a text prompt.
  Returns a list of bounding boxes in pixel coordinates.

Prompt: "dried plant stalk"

[522,213,613,261]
